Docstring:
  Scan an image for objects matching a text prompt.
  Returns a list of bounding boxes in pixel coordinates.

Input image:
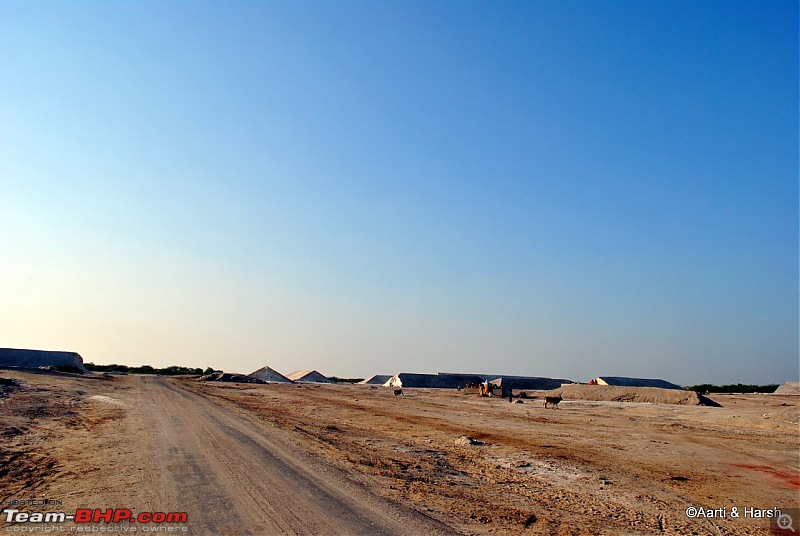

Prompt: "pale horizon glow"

[1,1,797,385]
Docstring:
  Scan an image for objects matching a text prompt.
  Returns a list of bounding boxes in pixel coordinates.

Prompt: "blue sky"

[1,0,797,384]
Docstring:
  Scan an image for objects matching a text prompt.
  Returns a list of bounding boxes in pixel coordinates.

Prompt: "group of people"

[463,380,515,402]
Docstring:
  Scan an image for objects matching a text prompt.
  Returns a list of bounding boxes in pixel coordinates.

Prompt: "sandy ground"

[1,369,798,535]
[0,370,452,535]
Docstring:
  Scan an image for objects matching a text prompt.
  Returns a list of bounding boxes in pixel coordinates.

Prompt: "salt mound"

[549,384,721,406]
[197,372,266,384]
[774,382,800,395]
[0,348,87,373]
[359,375,392,385]
[248,366,293,383]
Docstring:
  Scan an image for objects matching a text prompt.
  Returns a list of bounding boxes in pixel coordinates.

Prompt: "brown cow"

[544,394,562,409]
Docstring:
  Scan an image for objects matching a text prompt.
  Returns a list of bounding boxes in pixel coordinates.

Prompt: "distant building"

[593,376,683,390]
[286,370,334,383]
[247,366,293,383]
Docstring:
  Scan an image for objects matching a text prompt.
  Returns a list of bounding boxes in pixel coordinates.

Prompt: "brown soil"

[1,370,798,535]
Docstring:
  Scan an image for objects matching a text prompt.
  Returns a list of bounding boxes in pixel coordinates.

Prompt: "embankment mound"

[548,384,721,406]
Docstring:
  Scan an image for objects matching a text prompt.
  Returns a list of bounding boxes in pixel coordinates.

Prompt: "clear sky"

[1,0,797,385]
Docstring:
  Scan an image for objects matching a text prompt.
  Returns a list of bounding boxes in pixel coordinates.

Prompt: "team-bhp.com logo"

[3,508,188,524]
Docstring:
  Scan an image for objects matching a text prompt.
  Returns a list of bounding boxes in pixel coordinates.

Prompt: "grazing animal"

[393,389,404,396]
[544,395,562,409]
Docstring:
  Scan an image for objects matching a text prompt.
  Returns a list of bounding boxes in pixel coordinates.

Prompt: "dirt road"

[139,376,457,534]
[0,372,455,535]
